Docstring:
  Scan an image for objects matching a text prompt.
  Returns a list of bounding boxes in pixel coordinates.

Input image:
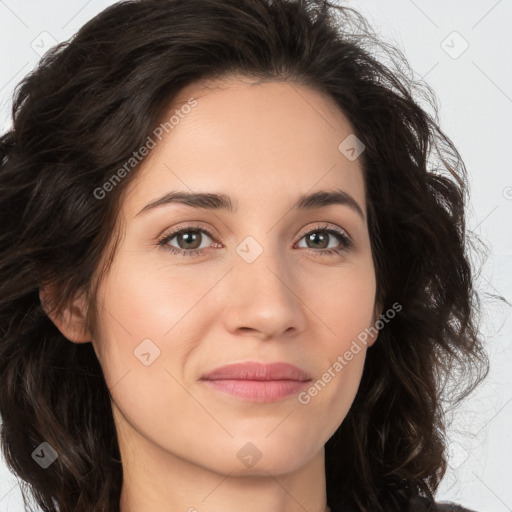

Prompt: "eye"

[157,224,218,257]
[296,224,352,255]
[157,223,352,257]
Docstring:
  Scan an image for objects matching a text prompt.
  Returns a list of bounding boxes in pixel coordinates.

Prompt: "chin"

[180,436,306,476]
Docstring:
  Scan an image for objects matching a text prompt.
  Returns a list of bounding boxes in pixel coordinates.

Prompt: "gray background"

[0,1,511,511]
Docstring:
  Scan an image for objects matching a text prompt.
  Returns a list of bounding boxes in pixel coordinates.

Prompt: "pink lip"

[200,362,311,402]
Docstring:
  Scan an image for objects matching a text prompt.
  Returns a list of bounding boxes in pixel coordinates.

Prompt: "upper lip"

[201,362,311,381]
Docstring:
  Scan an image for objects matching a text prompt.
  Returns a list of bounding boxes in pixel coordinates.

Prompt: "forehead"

[121,76,366,218]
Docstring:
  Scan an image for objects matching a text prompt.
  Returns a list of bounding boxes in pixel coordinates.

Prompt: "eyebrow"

[136,188,365,220]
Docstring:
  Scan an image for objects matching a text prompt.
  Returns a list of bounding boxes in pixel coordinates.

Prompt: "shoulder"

[433,502,478,512]
[329,496,479,512]
[410,495,478,512]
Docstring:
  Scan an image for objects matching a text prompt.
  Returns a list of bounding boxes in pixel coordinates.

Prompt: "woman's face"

[89,76,378,477]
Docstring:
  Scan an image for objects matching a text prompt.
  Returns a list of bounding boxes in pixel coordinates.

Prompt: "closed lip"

[200,361,311,382]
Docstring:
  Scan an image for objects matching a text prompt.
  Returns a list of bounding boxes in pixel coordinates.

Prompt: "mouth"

[200,361,312,402]
[201,379,310,402]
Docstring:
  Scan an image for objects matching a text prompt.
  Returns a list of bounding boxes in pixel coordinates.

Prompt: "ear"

[39,285,92,343]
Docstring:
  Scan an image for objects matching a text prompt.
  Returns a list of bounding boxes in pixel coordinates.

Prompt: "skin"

[43,76,381,512]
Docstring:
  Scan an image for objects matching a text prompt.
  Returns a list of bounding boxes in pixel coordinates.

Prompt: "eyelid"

[158,220,350,239]
[296,222,349,240]
[157,221,221,243]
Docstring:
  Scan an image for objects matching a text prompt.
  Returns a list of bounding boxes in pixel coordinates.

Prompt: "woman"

[0,1,488,511]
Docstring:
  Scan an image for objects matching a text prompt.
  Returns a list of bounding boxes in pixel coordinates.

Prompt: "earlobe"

[39,286,92,343]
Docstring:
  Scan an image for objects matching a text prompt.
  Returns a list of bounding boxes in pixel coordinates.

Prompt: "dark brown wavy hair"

[0,1,490,511]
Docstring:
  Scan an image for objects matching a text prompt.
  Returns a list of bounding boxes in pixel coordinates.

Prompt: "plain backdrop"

[0,1,511,511]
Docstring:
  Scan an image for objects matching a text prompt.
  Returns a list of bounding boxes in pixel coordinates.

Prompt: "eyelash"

[157,223,352,258]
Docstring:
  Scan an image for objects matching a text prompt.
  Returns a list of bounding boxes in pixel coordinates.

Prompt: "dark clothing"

[328,495,477,512]
[431,502,477,512]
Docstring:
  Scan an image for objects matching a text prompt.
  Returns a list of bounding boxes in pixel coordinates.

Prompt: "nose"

[222,241,308,341]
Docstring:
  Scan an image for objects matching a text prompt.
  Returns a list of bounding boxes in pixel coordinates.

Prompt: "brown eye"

[304,231,330,249]
[158,225,217,257]
[297,226,352,255]
[172,230,206,250]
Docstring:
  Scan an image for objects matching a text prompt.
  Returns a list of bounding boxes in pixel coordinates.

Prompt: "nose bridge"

[235,232,292,302]
[223,231,305,338]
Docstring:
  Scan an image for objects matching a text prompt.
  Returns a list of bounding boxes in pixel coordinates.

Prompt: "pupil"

[309,232,327,249]
[180,231,200,249]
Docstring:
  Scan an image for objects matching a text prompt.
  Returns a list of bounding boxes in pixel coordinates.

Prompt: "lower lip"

[202,379,310,402]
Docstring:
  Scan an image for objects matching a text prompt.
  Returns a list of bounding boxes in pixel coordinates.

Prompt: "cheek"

[96,255,217,342]
[296,336,368,446]
[305,264,376,412]
[313,262,377,347]
[90,254,227,391]
[91,259,200,449]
